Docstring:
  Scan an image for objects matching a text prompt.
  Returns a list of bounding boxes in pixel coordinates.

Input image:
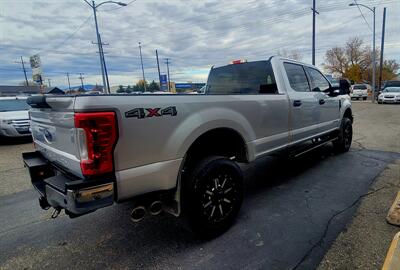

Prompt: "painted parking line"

[382,232,400,270]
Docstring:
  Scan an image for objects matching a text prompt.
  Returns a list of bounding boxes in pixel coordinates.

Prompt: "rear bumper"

[22,151,114,216]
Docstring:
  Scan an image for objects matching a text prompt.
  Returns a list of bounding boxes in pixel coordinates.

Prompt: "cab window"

[283,62,310,92]
[305,67,330,92]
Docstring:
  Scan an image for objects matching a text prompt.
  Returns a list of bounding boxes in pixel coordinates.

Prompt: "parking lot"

[1,102,399,270]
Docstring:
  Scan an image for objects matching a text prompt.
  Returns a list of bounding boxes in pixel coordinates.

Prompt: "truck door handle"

[319,99,325,105]
[293,100,302,107]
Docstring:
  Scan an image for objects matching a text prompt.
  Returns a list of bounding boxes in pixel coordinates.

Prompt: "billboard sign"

[30,54,42,83]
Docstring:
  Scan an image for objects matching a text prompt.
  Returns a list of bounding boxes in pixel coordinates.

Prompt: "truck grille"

[11,119,31,134]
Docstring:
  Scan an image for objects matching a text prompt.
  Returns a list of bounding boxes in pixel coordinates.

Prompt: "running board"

[292,137,338,158]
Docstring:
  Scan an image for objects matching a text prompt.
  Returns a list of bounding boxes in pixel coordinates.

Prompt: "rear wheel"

[333,117,352,153]
[182,156,243,237]
[363,97,367,100]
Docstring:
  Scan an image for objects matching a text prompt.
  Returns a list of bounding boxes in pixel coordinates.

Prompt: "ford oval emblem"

[43,129,53,144]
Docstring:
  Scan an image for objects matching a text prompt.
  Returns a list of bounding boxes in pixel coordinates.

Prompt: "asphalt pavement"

[1,146,399,270]
[1,102,399,270]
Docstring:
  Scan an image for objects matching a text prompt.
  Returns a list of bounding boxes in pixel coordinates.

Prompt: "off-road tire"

[182,156,243,238]
[332,117,352,153]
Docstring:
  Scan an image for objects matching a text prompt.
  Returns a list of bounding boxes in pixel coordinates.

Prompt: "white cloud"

[0,0,399,87]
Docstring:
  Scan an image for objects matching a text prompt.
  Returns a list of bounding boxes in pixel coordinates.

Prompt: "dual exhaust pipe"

[131,200,163,222]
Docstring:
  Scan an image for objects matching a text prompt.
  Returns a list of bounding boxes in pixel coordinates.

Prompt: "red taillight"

[74,112,117,176]
[231,59,247,65]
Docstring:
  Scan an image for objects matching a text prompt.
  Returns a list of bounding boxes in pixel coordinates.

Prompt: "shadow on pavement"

[1,146,399,270]
[0,136,32,145]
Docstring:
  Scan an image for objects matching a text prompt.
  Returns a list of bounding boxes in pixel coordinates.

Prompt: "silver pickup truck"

[23,56,352,236]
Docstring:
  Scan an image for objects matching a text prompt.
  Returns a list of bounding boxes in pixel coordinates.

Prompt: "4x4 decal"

[125,106,177,119]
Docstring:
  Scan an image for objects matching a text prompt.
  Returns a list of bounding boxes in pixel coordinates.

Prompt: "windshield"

[383,87,400,93]
[353,85,367,90]
[0,99,30,112]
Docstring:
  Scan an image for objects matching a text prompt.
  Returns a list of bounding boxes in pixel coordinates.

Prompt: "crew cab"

[23,56,353,236]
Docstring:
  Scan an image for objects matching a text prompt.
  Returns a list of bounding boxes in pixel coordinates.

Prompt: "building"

[45,87,64,95]
[0,85,40,96]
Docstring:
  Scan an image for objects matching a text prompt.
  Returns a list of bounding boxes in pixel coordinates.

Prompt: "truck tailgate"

[28,96,83,178]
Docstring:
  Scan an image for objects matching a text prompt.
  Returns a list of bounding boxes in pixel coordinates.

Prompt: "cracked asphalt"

[0,102,399,270]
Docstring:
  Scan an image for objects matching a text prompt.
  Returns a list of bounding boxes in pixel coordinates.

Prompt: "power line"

[36,14,92,55]
[353,0,373,32]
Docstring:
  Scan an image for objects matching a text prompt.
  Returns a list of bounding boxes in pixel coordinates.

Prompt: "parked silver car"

[378,87,400,104]
[0,97,31,137]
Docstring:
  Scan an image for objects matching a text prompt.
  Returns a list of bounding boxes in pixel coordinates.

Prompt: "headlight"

[378,94,383,98]
[1,119,12,125]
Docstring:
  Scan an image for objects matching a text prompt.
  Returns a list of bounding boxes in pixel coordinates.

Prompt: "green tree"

[148,80,160,92]
[126,85,132,93]
[116,85,125,93]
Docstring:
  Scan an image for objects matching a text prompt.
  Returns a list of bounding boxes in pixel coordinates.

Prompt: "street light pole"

[138,42,147,92]
[349,2,376,103]
[84,0,127,94]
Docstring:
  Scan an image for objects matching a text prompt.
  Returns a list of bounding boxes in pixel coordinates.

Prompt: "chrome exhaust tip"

[131,206,146,222]
[149,201,163,216]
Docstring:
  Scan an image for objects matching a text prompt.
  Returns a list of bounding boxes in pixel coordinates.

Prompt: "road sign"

[30,54,42,83]
[160,74,168,91]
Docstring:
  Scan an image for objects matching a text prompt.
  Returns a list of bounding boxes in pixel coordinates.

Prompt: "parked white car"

[350,84,368,100]
[0,97,31,137]
[378,87,400,104]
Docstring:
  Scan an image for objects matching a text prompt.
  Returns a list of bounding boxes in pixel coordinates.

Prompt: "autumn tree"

[324,37,398,85]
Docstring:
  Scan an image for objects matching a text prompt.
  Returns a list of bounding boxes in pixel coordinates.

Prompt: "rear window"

[353,85,367,90]
[0,99,30,112]
[206,61,278,95]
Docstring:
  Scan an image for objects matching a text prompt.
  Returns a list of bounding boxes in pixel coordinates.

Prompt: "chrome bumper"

[22,151,114,217]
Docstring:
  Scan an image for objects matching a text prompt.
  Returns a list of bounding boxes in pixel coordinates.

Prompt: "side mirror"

[326,87,340,97]
[339,79,351,95]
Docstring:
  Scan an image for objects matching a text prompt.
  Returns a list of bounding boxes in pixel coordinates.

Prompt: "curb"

[387,191,400,226]
[382,232,400,270]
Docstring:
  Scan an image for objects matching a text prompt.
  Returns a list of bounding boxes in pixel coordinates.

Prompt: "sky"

[0,0,399,88]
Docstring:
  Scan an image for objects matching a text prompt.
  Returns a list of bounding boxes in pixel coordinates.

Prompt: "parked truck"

[23,56,352,236]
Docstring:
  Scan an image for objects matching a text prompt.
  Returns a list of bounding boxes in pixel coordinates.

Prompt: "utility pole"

[90,1,107,94]
[47,78,51,87]
[372,6,376,103]
[66,73,71,91]
[156,50,162,88]
[138,42,146,92]
[348,3,376,103]
[92,41,110,93]
[378,7,386,93]
[78,73,85,89]
[102,43,111,93]
[165,58,171,92]
[15,56,29,86]
[311,0,319,65]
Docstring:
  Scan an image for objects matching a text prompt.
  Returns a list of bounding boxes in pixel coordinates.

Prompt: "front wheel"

[363,97,367,100]
[182,156,243,237]
[333,117,352,153]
